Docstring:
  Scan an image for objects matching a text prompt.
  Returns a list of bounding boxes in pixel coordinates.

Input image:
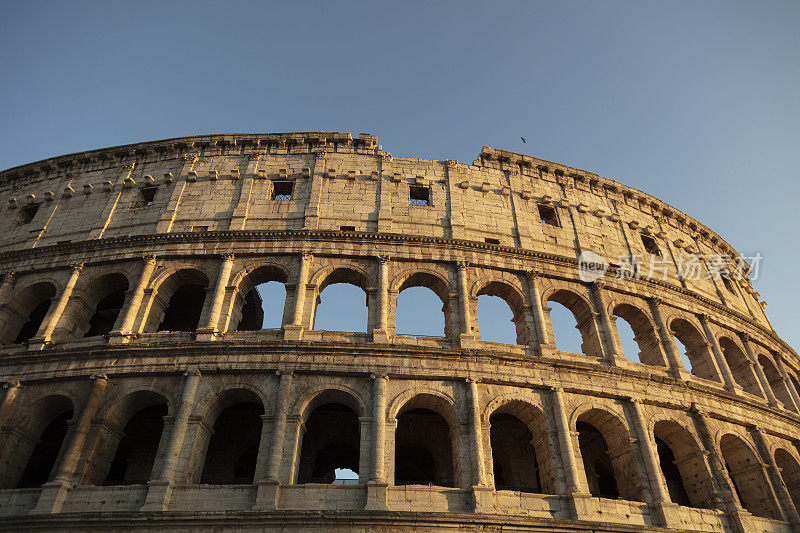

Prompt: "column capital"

[649,296,663,306]
[300,252,313,261]
[275,369,294,377]
[527,269,542,280]
[456,260,469,270]
[3,379,21,389]
[376,255,391,264]
[90,373,107,382]
[591,279,606,289]
[1,271,16,281]
[143,254,158,265]
[221,252,235,261]
[183,368,201,378]
[70,263,84,272]
[465,377,481,384]
[370,373,388,380]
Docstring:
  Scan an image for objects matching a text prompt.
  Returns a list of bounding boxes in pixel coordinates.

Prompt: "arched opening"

[547,290,603,357]
[4,395,74,489]
[652,420,716,509]
[775,449,800,512]
[200,390,264,485]
[488,401,555,494]
[104,404,168,485]
[548,301,583,354]
[670,318,720,382]
[395,273,450,337]
[758,355,795,411]
[720,434,782,519]
[143,269,210,333]
[719,337,762,397]
[80,273,130,338]
[297,393,361,484]
[232,265,288,331]
[0,282,57,345]
[394,395,458,488]
[313,268,369,333]
[476,282,528,345]
[576,409,644,502]
[612,304,664,366]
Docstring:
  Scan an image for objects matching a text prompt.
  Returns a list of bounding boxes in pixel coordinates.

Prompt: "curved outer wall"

[0,132,797,532]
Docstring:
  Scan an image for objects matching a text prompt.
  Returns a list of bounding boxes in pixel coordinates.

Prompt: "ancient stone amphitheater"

[0,132,798,532]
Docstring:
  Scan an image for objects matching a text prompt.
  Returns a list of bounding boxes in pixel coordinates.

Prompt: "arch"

[719,433,782,519]
[0,281,58,345]
[296,391,362,484]
[652,419,716,508]
[83,390,169,485]
[294,386,366,421]
[312,267,369,333]
[393,392,461,488]
[142,268,210,332]
[228,263,289,332]
[719,337,762,397]
[612,303,665,367]
[395,271,451,338]
[575,407,644,502]
[775,448,800,512]
[669,317,720,382]
[0,394,74,489]
[546,289,603,357]
[758,354,796,411]
[476,281,529,345]
[60,272,130,339]
[487,399,556,494]
[198,388,265,485]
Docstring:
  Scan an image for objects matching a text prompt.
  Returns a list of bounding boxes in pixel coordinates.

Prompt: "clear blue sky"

[1,1,798,353]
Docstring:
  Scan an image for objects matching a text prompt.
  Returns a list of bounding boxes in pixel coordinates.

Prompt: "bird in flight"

[521,137,526,144]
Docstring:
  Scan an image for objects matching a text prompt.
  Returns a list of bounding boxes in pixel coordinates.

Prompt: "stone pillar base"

[724,383,744,395]
[459,334,477,349]
[253,479,281,511]
[194,328,221,342]
[283,324,304,341]
[471,485,494,513]
[140,479,174,512]
[670,367,693,382]
[537,343,558,357]
[364,481,389,511]
[727,508,755,533]
[26,337,50,351]
[107,330,133,345]
[30,480,70,514]
[372,329,390,344]
[651,501,680,528]
[566,491,594,521]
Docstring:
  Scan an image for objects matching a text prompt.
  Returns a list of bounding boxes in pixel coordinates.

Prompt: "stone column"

[372,256,390,344]
[467,378,492,512]
[457,261,476,348]
[109,255,157,343]
[739,333,779,407]
[774,356,800,412]
[699,314,739,392]
[527,271,555,355]
[751,426,799,525]
[550,387,587,495]
[284,254,311,341]
[196,254,235,340]
[141,369,201,511]
[648,297,690,380]
[627,399,669,504]
[32,374,107,514]
[255,371,293,510]
[366,373,389,510]
[588,280,624,365]
[0,380,20,429]
[0,271,16,305]
[30,264,83,349]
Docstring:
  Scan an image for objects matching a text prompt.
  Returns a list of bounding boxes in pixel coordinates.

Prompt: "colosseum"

[0,131,797,532]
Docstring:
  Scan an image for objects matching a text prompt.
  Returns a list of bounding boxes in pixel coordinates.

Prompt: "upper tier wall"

[0,132,770,331]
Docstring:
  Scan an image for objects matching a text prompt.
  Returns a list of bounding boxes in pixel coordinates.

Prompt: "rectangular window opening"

[272,181,293,201]
[191,226,209,232]
[140,186,157,206]
[484,237,501,245]
[340,225,356,232]
[537,204,560,227]
[721,272,736,293]
[410,185,430,206]
[17,204,39,225]
[641,234,662,257]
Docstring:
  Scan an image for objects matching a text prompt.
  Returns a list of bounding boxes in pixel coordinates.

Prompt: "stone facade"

[0,132,797,532]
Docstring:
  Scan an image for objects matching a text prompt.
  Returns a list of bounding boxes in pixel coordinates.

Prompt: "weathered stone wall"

[0,132,797,532]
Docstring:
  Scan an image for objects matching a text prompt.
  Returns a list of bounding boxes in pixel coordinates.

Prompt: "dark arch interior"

[395,408,454,487]
[14,298,52,344]
[297,402,360,484]
[17,409,73,488]
[158,284,206,332]
[235,266,287,331]
[577,421,619,499]
[720,434,781,519]
[104,404,168,485]
[655,436,692,506]
[490,413,541,493]
[200,401,264,484]
[85,288,126,337]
